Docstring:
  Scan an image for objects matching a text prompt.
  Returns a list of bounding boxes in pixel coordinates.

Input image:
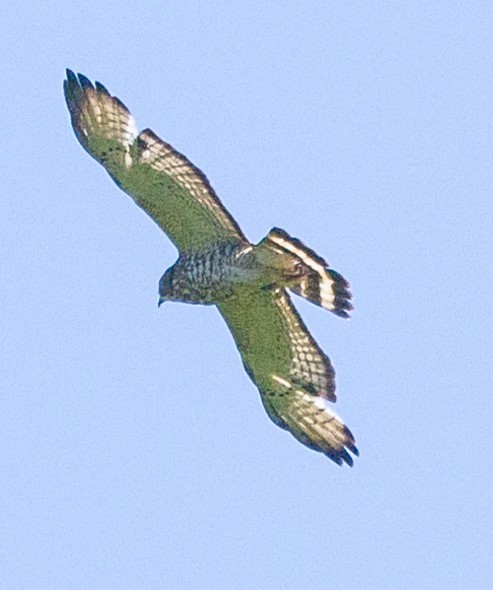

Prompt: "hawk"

[64,70,358,466]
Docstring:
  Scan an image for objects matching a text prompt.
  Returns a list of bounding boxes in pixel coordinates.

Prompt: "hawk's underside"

[64,70,358,466]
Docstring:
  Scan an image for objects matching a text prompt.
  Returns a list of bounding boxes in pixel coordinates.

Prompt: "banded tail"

[263,227,353,318]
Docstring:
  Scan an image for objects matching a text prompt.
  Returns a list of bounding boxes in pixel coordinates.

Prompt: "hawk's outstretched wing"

[64,70,246,253]
[218,288,358,466]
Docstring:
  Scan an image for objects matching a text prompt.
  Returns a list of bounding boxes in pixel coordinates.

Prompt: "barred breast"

[161,241,260,304]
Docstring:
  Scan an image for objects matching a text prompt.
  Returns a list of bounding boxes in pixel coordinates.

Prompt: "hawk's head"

[158,266,175,307]
[158,264,196,305]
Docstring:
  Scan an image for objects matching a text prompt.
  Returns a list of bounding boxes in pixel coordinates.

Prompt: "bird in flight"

[64,70,358,466]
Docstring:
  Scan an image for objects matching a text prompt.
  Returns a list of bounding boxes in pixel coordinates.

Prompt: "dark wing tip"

[63,69,83,114]
[63,70,116,154]
[65,68,77,82]
[326,446,357,467]
[95,80,110,94]
[64,69,78,95]
[77,72,94,90]
[326,423,359,467]
[341,450,353,467]
[65,70,110,98]
[64,70,88,108]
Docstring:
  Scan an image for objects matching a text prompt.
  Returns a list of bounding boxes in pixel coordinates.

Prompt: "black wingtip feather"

[65,68,77,82]
[64,70,77,98]
[77,73,94,90]
[341,451,354,467]
[63,72,82,114]
[320,421,359,466]
[324,448,353,467]
[65,70,112,102]
[95,80,110,94]
[317,424,358,466]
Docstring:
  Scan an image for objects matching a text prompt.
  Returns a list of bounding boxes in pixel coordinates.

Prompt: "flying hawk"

[64,70,358,466]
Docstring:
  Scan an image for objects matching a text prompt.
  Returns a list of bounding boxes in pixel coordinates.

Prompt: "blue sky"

[1,2,492,588]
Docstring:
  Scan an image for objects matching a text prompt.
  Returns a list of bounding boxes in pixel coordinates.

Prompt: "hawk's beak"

[158,296,165,308]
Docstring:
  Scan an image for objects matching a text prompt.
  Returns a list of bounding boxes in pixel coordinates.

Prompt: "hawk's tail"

[261,227,353,318]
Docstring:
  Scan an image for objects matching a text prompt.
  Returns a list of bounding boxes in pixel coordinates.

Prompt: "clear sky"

[1,2,492,588]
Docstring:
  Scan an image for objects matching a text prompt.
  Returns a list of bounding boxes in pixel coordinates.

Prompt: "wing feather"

[64,70,246,252]
[218,288,358,466]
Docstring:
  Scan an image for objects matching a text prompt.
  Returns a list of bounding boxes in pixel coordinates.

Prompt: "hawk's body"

[64,70,358,466]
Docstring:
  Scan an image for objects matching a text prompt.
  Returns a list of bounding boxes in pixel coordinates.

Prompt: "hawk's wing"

[64,70,246,253]
[218,288,358,466]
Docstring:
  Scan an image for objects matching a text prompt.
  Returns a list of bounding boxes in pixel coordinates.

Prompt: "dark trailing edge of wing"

[95,80,110,94]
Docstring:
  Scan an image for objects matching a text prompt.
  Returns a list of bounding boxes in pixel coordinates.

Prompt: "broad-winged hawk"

[64,70,358,466]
